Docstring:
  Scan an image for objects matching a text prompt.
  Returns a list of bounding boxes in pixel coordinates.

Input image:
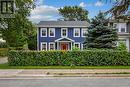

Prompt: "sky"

[29,0,116,23]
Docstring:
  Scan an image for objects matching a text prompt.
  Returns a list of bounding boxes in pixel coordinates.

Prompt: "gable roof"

[37,21,89,27]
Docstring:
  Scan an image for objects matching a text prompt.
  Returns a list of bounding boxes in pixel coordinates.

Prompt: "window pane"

[7,2,13,13]
[42,44,46,51]
[2,2,6,13]
[74,29,80,36]
[41,29,46,36]
[50,29,54,36]
[83,29,87,36]
[75,43,80,48]
[121,28,126,32]
[50,43,54,50]
[62,29,67,36]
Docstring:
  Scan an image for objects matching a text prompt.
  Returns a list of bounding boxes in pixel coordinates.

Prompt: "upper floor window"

[49,28,55,37]
[49,42,55,50]
[61,28,67,37]
[74,28,80,37]
[41,42,47,51]
[1,1,14,14]
[82,28,88,37]
[74,43,80,49]
[120,23,126,32]
[41,28,47,37]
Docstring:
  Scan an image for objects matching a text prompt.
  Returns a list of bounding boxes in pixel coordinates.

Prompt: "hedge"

[0,48,8,57]
[8,50,130,66]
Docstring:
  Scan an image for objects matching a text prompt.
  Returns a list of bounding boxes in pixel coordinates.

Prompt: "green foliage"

[28,34,37,50]
[58,6,90,22]
[117,42,127,51]
[8,50,130,66]
[84,12,118,49]
[0,0,36,48]
[0,48,8,57]
[0,42,8,48]
[72,46,80,51]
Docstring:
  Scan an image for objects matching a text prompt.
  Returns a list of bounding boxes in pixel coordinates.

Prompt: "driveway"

[0,78,130,87]
[0,57,8,64]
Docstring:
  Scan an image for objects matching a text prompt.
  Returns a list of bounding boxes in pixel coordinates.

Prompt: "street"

[0,77,130,87]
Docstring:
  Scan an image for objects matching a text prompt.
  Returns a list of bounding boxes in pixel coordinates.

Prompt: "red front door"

[61,43,68,50]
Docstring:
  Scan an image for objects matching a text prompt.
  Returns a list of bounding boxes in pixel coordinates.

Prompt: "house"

[37,20,130,51]
[109,19,130,51]
[37,21,89,51]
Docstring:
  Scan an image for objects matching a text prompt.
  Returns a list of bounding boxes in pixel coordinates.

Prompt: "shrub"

[0,48,8,57]
[8,50,130,66]
[117,42,127,51]
[72,46,80,51]
[0,42,8,48]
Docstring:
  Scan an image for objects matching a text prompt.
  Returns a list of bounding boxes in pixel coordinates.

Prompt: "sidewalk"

[1,69,130,78]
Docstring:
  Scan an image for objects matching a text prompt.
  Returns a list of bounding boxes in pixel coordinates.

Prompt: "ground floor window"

[41,42,47,51]
[74,43,80,49]
[49,42,55,50]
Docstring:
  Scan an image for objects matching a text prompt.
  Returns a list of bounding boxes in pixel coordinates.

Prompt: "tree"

[108,0,130,16]
[0,0,36,48]
[84,12,118,49]
[58,6,89,22]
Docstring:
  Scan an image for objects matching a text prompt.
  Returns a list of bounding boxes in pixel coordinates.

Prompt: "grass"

[1,63,130,69]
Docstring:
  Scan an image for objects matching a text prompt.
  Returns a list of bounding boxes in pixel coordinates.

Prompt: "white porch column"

[71,42,73,50]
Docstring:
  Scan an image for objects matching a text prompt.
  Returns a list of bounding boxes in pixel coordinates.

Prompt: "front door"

[61,43,68,50]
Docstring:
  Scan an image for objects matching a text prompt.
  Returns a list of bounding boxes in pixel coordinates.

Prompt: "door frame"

[60,42,69,50]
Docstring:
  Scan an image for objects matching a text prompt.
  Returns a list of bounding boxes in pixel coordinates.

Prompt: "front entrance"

[60,43,69,50]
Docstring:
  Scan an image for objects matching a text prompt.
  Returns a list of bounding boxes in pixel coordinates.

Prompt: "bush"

[0,48,8,57]
[8,50,130,66]
[117,42,127,51]
[0,42,8,48]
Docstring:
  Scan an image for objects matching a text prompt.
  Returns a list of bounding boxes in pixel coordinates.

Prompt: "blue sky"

[29,0,115,23]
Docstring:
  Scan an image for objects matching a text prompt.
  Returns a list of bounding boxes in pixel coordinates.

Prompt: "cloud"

[79,2,86,8]
[29,5,60,23]
[95,1,104,7]
[36,0,44,6]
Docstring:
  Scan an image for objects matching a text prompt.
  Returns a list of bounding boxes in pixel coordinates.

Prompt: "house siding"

[38,27,86,50]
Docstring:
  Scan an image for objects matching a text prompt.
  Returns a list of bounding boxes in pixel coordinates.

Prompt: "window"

[1,1,14,14]
[113,23,117,28]
[119,23,126,32]
[41,28,47,37]
[49,28,55,37]
[121,28,126,32]
[49,43,55,50]
[41,42,47,51]
[74,43,80,49]
[74,28,80,37]
[81,44,86,50]
[61,28,67,37]
[82,28,88,37]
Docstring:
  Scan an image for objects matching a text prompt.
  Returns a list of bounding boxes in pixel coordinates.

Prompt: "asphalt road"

[0,77,130,87]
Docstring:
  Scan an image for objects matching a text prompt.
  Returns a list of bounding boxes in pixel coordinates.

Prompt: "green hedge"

[0,48,8,57]
[8,50,130,66]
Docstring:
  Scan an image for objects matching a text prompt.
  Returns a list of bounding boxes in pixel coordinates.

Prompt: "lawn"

[1,63,130,69]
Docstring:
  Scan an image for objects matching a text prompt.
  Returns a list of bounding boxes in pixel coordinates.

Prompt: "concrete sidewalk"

[1,69,130,78]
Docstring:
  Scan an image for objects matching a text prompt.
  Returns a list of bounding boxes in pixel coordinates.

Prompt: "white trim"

[37,28,39,51]
[74,28,80,37]
[41,42,47,51]
[61,28,68,37]
[74,42,80,49]
[55,37,74,42]
[41,28,47,37]
[49,28,55,37]
[49,42,55,50]
[82,28,88,37]
[81,44,83,50]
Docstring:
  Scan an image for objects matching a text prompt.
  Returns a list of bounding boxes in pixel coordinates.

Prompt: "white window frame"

[49,42,55,50]
[49,28,55,37]
[41,28,47,37]
[61,28,68,37]
[82,28,88,37]
[41,42,47,51]
[74,28,80,37]
[74,42,80,49]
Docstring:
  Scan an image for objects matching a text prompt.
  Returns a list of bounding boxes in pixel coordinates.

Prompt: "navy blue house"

[37,21,89,51]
